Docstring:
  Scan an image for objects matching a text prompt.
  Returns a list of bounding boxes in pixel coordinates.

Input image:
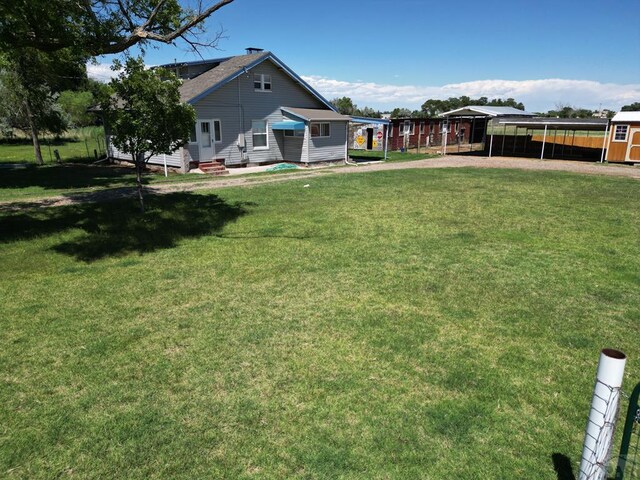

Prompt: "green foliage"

[621,102,640,111]
[420,96,526,116]
[102,56,195,212]
[0,0,234,56]
[0,61,67,137]
[58,90,95,128]
[390,107,412,118]
[330,96,381,118]
[331,96,356,115]
[102,57,195,163]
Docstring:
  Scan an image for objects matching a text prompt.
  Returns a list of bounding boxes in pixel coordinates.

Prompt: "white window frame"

[253,73,272,92]
[419,122,425,134]
[613,125,629,142]
[389,124,393,137]
[189,123,197,144]
[252,120,269,150]
[402,120,412,135]
[311,122,330,138]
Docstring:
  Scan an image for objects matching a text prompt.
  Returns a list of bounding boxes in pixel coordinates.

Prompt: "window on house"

[212,120,222,143]
[201,122,211,147]
[254,74,272,91]
[614,125,629,141]
[284,129,304,137]
[252,120,268,149]
[402,120,414,135]
[388,124,393,137]
[311,122,330,137]
[189,123,197,143]
[420,122,425,134]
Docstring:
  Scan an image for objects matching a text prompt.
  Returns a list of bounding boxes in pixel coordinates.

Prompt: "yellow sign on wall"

[356,135,365,146]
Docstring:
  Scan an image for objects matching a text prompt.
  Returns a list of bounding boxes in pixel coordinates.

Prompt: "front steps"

[198,160,228,176]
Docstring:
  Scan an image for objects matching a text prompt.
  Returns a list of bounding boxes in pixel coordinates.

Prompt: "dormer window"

[254,74,272,92]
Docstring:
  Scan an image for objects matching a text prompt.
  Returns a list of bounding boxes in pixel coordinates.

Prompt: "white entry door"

[198,120,214,161]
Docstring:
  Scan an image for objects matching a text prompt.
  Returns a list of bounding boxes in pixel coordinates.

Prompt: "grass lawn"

[0,163,228,203]
[1,168,639,478]
[349,149,438,162]
[0,127,107,165]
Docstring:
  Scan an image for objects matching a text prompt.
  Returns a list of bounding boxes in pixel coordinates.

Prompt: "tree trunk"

[24,99,44,166]
[134,153,145,214]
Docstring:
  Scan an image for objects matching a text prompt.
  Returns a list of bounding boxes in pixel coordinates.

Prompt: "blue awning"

[271,121,305,131]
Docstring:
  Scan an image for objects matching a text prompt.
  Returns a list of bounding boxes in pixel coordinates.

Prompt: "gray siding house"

[107,49,350,171]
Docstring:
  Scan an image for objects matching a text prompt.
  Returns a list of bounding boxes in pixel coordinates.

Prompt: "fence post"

[579,349,627,480]
[615,382,640,479]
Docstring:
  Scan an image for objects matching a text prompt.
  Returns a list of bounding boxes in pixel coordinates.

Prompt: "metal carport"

[486,117,609,161]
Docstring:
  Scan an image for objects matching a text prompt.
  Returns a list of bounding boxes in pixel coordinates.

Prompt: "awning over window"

[271,121,305,131]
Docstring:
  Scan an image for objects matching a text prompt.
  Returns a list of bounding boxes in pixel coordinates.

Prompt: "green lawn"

[1,168,639,478]
[349,149,438,162]
[0,127,107,164]
[0,162,230,203]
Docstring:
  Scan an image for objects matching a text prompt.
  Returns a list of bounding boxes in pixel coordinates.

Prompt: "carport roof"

[441,106,535,117]
[491,116,609,130]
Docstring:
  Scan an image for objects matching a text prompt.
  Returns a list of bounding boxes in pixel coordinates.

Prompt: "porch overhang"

[271,121,305,131]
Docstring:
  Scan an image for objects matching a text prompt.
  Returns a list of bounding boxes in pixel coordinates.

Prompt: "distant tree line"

[383,97,640,119]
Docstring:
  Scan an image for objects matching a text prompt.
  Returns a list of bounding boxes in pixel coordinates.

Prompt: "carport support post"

[488,124,494,157]
[541,125,548,160]
[345,123,349,163]
[471,116,476,152]
[384,124,389,160]
[600,122,609,163]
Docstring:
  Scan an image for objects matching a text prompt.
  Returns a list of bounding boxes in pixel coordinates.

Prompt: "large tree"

[101,57,195,213]
[0,0,235,56]
[0,49,86,164]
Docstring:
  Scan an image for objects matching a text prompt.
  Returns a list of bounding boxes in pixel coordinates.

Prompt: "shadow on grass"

[0,163,141,191]
[552,453,576,480]
[0,193,249,262]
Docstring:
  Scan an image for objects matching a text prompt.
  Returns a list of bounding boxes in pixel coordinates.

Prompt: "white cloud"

[302,75,640,112]
[86,63,118,82]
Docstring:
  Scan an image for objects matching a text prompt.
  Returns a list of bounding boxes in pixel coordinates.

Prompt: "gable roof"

[611,111,640,122]
[179,51,335,111]
[440,106,535,117]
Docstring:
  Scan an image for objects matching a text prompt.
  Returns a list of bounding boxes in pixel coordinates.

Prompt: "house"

[606,111,640,163]
[107,49,351,172]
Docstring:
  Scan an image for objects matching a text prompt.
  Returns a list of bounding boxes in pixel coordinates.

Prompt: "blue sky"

[90,0,640,112]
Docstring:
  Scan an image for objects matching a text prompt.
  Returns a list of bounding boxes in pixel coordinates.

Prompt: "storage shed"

[606,111,640,163]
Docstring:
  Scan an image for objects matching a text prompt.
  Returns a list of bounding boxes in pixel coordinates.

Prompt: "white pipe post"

[541,125,548,160]
[579,348,627,480]
[345,122,349,163]
[600,122,609,163]
[163,154,168,177]
[443,127,448,155]
[384,123,389,160]
[489,130,494,157]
